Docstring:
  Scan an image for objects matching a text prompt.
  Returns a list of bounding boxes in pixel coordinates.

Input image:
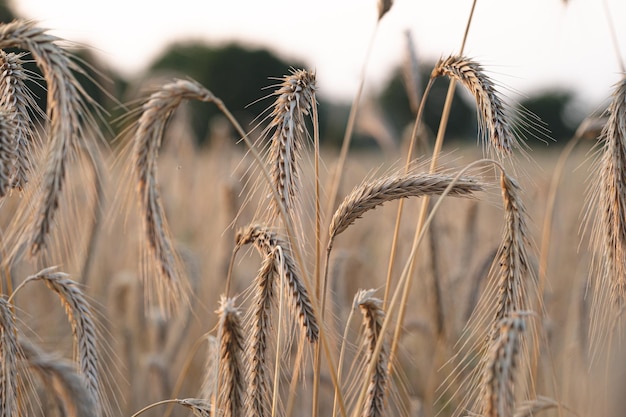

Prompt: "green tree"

[378,65,477,145]
[515,90,580,144]
[148,42,310,145]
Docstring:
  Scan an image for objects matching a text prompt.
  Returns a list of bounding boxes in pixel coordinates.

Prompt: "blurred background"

[4,0,625,148]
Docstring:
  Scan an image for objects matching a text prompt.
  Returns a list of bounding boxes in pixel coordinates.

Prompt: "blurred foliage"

[148,42,327,146]
[514,90,580,144]
[378,65,477,145]
[0,0,584,150]
[378,64,582,149]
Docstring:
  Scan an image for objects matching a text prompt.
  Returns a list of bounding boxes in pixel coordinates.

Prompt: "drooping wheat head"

[432,55,517,157]
[20,267,102,416]
[131,78,216,312]
[236,224,319,342]
[0,20,102,256]
[0,50,41,193]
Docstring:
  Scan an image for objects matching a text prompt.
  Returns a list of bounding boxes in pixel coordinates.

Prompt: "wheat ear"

[481,315,525,417]
[264,69,316,223]
[491,174,533,332]
[244,252,276,417]
[356,289,389,417]
[0,297,20,417]
[236,224,319,342]
[15,267,101,416]
[0,20,102,255]
[432,55,516,156]
[0,50,40,192]
[132,78,216,311]
[20,339,97,417]
[216,296,245,417]
[328,172,483,248]
[587,77,626,347]
[0,110,16,198]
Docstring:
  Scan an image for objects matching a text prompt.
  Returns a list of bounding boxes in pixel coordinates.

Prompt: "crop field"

[0,3,622,417]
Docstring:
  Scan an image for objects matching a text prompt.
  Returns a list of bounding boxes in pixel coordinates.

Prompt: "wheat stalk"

[216,296,245,417]
[432,55,516,156]
[0,19,102,256]
[328,171,483,248]
[236,224,319,342]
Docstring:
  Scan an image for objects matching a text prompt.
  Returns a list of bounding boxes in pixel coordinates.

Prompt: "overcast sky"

[11,0,626,111]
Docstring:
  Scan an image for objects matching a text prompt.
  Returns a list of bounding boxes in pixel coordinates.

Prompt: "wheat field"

[0,3,622,417]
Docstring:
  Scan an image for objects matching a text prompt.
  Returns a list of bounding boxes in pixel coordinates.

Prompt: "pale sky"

[11,0,626,110]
